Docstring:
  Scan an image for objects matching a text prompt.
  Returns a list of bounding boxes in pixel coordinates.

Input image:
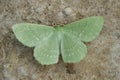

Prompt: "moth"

[12,16,104,65]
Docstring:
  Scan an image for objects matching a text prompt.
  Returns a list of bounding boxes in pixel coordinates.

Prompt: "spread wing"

[12,23,59,65]
[60,30,87,63]
[60,16,104,63]
[12,23,55,47]
[34,34,59,65]
[64,16,104,42]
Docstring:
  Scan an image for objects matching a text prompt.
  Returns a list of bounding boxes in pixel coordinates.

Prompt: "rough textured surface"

[0,0,120,80]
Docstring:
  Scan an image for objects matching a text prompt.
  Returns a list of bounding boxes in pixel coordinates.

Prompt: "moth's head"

[54,25,64,33]
[55,25,61,29]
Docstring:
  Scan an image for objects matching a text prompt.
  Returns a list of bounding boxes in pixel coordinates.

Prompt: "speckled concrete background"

[0,0,120,80]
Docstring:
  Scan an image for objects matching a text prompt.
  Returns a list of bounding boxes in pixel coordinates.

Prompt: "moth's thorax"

[55,26,63,43]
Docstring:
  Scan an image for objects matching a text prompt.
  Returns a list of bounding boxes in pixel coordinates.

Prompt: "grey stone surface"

[0,0,120,80]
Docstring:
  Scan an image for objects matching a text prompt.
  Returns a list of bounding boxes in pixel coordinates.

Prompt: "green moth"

[12,16,104,65]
